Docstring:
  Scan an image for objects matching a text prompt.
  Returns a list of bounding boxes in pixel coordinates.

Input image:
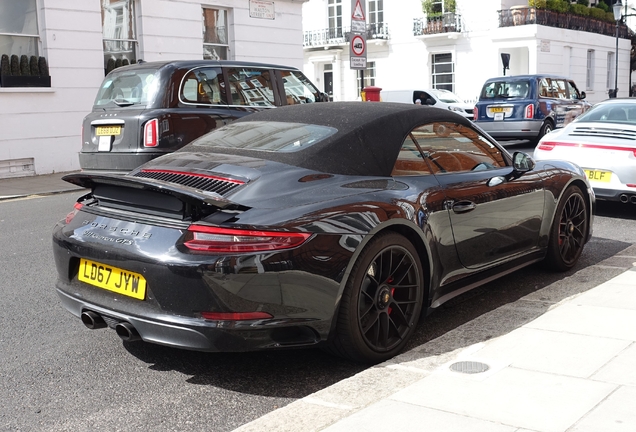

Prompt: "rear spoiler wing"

[63,173,243,210]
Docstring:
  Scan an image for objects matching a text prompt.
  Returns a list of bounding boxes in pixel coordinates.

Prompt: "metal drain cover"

[449,361,490,374]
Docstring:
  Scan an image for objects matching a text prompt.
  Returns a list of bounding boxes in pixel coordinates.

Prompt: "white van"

[381,89,473,119]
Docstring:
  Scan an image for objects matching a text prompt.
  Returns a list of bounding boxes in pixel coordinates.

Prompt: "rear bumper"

[475,120,542,140]
[593,187,636,203]
[79,152,164,175]
[57,288,323,352]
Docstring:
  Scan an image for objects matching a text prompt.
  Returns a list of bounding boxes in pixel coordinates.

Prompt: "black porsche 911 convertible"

[53,102,594,363]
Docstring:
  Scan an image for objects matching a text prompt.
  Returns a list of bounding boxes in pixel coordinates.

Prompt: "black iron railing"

[303,23,390,47]
[498,8,630,38]
[413,13,462,36]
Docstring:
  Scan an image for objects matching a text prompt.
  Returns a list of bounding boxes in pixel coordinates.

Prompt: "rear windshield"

[480,79,530,100]
[94,68,160,107]
[575,103,636,123]
[188,121,337,153]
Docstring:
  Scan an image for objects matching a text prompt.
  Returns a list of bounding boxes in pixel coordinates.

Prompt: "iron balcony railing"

[303,22,390,48]
[413,13,462,36]
[498,8,630,38]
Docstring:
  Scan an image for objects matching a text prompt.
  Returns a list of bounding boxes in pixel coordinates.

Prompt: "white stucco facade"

[302,0,632,106]
[0,0,307,179]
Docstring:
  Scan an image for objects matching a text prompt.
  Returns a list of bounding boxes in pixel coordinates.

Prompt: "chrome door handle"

[452,201,476,214]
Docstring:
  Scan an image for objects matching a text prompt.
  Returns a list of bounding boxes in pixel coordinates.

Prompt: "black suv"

[80,60,327,174]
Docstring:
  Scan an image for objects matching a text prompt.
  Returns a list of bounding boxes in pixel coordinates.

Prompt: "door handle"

[452,201,476,214]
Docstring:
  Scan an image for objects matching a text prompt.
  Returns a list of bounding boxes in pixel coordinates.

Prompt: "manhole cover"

[449,361,490,374]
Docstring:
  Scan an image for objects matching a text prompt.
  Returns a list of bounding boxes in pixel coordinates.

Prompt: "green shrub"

[10,55,19,75]
[570,4,590,16]
[529,0,547,9]
[38,56,49,76]
[595,2,609,12]
[1,54,9,76]
[422,0,456,16]
[589,7,607,20]
[29,55,38,75]
[576,0,589,6]
[20,55,30,76]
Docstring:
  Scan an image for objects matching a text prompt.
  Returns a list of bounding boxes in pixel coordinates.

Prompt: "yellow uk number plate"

[95,125,121,136]
[584,169,612,183]
[490,107,506,113]
[78,258,146,300]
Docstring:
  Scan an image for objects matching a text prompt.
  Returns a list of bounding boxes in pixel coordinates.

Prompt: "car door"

[411,121,545,269]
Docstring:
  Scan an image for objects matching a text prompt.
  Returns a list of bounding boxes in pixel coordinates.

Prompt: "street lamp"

[612,1,623,98]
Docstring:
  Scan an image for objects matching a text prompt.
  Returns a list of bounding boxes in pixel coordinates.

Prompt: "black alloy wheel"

[328,232,424,363]
[545,185,588,271]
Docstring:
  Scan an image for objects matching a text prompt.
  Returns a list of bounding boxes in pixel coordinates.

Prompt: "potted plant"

[0,53,51,87]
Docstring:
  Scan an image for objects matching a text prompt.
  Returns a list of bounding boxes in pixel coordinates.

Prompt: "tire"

[544,185,589,272]
[534,120,553,145]
[326,232,425,363]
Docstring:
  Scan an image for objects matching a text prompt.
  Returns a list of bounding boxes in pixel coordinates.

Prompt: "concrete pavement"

[235,247,636,432]
[0,171,82,200]
[2,172,635,432]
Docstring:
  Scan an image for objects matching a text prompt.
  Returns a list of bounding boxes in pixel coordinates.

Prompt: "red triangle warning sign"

[352,0,365,20]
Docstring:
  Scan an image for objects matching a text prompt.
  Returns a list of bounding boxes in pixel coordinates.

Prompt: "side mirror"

[512,151,535,173]
[580,91,586,100]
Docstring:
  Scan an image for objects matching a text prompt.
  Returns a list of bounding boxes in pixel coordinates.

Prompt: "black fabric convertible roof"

[186,101,474,177]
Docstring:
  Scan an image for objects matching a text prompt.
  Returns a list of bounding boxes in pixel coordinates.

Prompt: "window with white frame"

[586,49,594,90]
[431,53,454,92]
[328,0,343,39]
[356,61,376,89]
[369,0,384,34]
[607,52,615,89]
[203,8,228,60]
[0,0,40,58]
[102,0,137,75]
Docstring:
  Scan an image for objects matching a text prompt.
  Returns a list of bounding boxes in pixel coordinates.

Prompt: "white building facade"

[301,0,632,105]
[0,0,307,179]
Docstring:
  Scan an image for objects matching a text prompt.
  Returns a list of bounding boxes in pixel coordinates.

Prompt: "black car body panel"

[55,102,594,361]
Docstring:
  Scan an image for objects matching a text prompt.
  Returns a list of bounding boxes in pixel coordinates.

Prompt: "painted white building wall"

[0,0,104,178]
[0,0,307,178]
[302,0,630,106]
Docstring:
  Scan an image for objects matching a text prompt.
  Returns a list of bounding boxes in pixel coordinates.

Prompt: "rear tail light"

[524,104,534,119]
[183,225,312,253]
[65,202,83,224]
[144,119,159,147]
[537,141,556,151]
[473,106,478,120]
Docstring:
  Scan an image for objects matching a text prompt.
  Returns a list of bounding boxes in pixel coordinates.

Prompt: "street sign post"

[349,0,367,70]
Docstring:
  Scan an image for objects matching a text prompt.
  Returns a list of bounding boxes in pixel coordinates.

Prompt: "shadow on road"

[123,236,633,399]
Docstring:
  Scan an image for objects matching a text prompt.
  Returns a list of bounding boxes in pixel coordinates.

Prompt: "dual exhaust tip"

[619,194,636,204]
[80,310,140,342]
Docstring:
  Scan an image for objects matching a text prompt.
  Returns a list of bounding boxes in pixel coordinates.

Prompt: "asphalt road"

[1,191,634,431]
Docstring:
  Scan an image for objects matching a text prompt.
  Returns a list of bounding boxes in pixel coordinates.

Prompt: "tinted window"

[94,68,160,106]
[180,67,225,105]
[576,103,636,123]
[226,67,276,107]
[480,79,530,99]
[189,121,337,152]
[281,70,321,104]
[408,123,506,174]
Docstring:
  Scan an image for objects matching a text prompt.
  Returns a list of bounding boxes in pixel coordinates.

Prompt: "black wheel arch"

[326,220,434,340]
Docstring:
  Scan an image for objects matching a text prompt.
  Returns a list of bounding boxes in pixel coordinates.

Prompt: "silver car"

[533,98,636,203]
